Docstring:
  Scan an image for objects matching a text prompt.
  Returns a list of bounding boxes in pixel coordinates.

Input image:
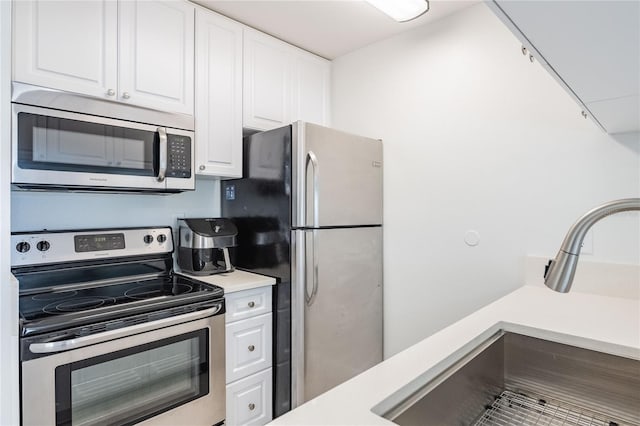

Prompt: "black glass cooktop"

[19,275,224,323]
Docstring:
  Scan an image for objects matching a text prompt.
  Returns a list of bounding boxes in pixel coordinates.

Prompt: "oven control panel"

[74,233,126,252]
[11,227,174,267]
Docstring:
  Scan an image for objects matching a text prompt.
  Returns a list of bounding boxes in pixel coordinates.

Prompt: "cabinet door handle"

[122,92,130,99]
[106,89,115,96]
[248,345,255,352]
[248,301,255,308]
[199,165,205,171]
[248,403,255,411]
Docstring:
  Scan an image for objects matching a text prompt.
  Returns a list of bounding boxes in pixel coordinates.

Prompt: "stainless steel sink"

[374,332,640,425]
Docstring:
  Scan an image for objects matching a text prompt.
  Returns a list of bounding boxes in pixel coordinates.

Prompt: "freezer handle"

[305,151,319,227]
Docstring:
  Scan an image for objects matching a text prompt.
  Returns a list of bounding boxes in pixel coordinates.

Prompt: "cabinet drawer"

[226,368,273,426]
[226,313,272,383]
[226,286,272,323]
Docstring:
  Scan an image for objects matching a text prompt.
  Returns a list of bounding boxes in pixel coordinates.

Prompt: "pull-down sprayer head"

[544,198,640,293]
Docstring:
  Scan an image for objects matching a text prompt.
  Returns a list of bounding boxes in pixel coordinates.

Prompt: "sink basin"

[374,332,640,425]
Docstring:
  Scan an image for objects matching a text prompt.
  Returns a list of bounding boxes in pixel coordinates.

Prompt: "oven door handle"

[29,305,222,354]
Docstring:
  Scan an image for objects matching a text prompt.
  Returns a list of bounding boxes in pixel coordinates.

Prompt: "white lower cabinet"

[225,285,273,426]
[226,313,272,383]
[226,369,273,426]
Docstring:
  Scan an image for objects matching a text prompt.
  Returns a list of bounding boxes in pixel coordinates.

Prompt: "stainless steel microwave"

[11,83,195,193]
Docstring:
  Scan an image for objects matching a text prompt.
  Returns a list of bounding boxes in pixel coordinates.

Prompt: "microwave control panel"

[166,135,192,178]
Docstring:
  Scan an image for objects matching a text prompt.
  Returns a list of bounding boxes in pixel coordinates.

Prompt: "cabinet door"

[13,0,117,99]
[243,29,291,131]
[226,313,273,383]
[119,0,194,115]
[291,52,331,126]
[225,286,272,323]
[226,369,273,426]
[195,8,243,177]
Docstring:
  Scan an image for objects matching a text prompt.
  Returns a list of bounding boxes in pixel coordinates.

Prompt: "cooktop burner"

[124,282,193,300]
[19,275,222,323]
[43,296,117,314]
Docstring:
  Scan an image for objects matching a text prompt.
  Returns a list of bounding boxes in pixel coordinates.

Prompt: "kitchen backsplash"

[11,176,220,232]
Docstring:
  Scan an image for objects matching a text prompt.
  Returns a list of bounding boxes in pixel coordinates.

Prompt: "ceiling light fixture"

[365,0,430,23]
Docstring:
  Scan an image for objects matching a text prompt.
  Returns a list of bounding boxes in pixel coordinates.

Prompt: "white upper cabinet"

[243,28,331,131]
[488,1,640,134]
[13,0,118,99]
[13,0,195,116]
[119,0,194,115]
[292,53,331,127]
[243,29,291,131]
[195,6,243,177]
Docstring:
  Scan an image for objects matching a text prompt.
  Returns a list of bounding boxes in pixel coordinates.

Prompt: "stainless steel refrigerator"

[221,122,382,417]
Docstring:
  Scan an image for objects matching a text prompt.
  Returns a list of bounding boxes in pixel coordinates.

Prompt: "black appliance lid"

[181,218,238,237]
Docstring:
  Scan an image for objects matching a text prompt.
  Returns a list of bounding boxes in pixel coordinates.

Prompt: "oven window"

[17,112,157,176]
[54,329,208,426]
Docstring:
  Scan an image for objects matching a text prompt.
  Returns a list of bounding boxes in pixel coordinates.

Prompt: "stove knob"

[37,241,50,252]
[144,235,154,244]
[16,241,30,253]
[157,234,167,243]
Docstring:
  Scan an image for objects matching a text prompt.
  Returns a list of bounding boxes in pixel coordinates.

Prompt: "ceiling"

[193,0,478,59]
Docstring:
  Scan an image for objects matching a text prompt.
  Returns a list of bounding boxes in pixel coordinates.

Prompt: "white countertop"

[269,285,640,425]
[178,269,275,293]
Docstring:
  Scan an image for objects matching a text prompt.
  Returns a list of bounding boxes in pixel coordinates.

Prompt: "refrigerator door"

[292,122,383,228]
[291,227,383,407]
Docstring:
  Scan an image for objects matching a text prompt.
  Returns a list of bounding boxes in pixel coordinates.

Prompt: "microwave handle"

[157,127,168,182]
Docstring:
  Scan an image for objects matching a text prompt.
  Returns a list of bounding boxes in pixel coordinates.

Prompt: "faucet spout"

[544,198,640,293]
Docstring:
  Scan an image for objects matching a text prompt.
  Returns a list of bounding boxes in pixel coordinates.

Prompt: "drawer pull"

[248,345,255,352]
[248,403,255,411]
[248,301,255,308]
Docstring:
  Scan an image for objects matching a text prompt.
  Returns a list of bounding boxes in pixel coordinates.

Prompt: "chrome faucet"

[544,198,640,293]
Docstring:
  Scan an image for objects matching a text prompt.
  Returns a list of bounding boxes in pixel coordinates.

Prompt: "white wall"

[0,0,19,424]
[331,3,640,357]
[11,178,221,231]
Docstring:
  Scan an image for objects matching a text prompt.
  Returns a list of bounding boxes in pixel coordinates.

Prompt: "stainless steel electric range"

[11,227,225,426]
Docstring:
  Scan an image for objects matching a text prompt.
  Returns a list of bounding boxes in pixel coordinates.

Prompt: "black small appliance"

[177,218,238,275]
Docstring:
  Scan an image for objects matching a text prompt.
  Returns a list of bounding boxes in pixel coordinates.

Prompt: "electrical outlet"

[581,230,594,255]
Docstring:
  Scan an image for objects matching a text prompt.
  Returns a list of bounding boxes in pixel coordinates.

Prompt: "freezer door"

[291,227,383,407]
[292,122,382,228]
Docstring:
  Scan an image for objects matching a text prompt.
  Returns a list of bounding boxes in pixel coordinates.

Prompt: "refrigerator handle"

[305,151,319,227]
[291,230,306,408]
[305,229,319,306]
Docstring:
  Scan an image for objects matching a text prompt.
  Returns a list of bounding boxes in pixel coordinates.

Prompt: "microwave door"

[12,104,168,191]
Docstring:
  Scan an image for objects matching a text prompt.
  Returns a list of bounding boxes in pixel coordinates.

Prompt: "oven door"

[11,104,194,192]
[21,313,224,426]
